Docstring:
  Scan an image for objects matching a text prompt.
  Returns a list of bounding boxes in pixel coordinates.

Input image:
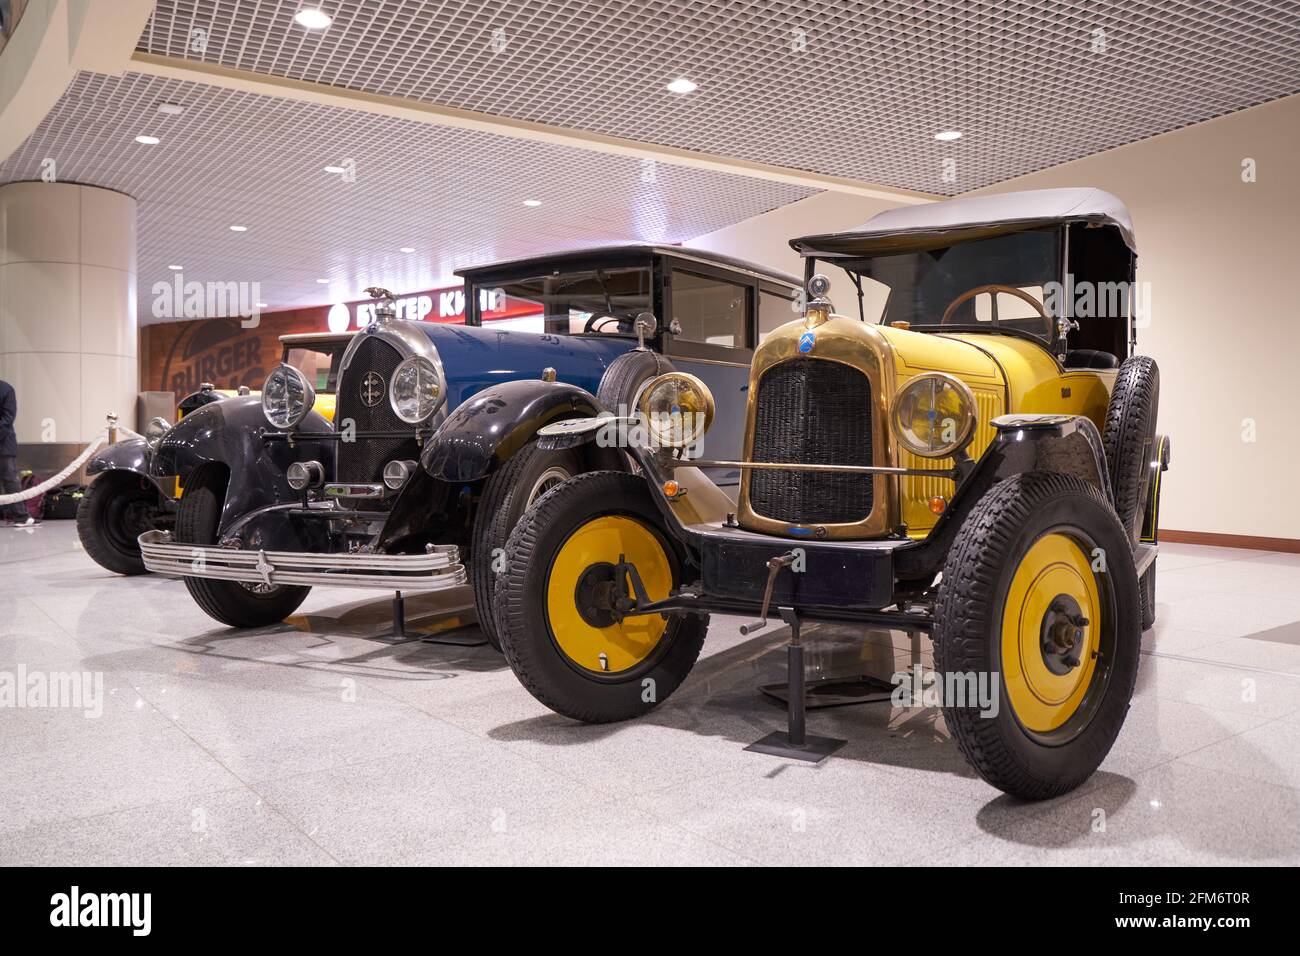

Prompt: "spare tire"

[1102,355,1160,544]
[596,349,675,414]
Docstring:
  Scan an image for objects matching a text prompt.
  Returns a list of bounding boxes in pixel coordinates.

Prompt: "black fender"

[177,386,227,417]
[1140,434,1171,544]
[150,395,335,535]
[895,413,1113,579]
[87,437,174,499]
[421,379,605,483]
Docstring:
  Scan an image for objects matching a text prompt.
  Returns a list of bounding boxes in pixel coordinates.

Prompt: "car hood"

[422,323,635,407]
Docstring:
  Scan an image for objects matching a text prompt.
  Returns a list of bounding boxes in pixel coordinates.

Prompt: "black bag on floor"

[41,483,86,520]
[17,471,44,520]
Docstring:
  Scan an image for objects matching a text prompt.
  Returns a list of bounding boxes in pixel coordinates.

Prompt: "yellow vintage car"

[77,331,350,574]
[490,187,1169,800]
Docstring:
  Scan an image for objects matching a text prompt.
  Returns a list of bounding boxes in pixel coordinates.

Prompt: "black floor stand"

[379,591,489,647]
[745,608,847,762]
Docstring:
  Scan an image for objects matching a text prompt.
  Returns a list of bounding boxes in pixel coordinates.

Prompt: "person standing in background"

[0,377,36,527]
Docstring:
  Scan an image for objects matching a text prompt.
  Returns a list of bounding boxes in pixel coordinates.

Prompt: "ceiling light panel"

[0,71,812,321]
[137,0,1300,195]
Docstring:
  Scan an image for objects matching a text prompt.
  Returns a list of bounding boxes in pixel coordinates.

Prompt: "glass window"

[478,267,652,336]
[671,271,748,348]
[759,289,800,341]
[284,346,343,392]
[970,285,1050,336]
[830,228,1061,342]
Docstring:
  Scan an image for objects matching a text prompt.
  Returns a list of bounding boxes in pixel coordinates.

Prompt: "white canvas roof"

[793,187,1136,257]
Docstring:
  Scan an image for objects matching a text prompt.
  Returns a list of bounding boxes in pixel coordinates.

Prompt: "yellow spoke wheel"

[545,515,674,675]
[1001,532,1102,733]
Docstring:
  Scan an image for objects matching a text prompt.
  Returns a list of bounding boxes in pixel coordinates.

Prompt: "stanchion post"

[106,412,119,445]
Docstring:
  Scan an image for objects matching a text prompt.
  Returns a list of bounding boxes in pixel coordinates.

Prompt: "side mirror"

[634,312,659,350]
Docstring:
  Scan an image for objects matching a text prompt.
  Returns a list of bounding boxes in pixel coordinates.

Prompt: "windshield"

[826,228,1061,342]
[477,266,652,335]
[283,345,344,393]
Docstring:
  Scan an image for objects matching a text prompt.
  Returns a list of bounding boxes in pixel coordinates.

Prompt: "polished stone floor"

[1,520,1298,866]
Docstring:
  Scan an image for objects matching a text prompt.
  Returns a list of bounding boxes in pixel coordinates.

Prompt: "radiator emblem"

[798,331,815,353]
[360,371,385,407]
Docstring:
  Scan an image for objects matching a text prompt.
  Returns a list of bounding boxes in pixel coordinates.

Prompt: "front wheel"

[174,464,310,628]
[471,441,584,651]
[76,471,165,575]
[933,472,1141,800]
[493,470,707,723]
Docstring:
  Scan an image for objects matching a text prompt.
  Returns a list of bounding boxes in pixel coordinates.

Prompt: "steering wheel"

[940,284,1053,338]
[583,312,633,334]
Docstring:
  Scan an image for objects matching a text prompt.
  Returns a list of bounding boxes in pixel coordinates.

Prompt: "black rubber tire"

[1102,355,1160,544]
[471,441,584,652]
[76,472,161,575]
[595,349,674,413]
[493,470,707,723]
[1140,561,1156,631]
[174,464,310,628]
[933,472,1141,801]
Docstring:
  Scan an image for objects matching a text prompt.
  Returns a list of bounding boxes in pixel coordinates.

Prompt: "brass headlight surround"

[635,371,716,448]
[890,371,977,459]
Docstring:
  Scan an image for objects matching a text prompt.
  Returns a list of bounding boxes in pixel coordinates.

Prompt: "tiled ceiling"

[137,0,1300,195]
[0,71,813,322]
[5,0,1298,324]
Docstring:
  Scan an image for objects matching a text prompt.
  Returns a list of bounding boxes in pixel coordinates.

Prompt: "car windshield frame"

[465,261,656,338]
[806,225,1067,350]
[281,342,347,393]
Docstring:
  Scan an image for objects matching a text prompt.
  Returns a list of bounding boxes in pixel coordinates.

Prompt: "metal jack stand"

[745,607,847,762]
[380,591,488,646]
[759,624,922,709]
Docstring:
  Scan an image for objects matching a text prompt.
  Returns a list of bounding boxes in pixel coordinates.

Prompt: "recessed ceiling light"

[157,103,185,116]
[323,165,346,174]
[294,7,332,29]
[256,302,269,308]
[295,6,332,28]
[167,264,183,271]
[229,225,248,232]
[316,278,330,284]
[134,135,160,145]
[399,247,415,253]
[665,78,697,94]
[522,199,542,207]
[934,130,963,142]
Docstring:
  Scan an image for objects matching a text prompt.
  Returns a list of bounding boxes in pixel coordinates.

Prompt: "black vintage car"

[76,332,354,575]
[136,247,800,650]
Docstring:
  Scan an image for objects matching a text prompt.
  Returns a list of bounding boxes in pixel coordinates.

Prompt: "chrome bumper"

[138,530,467,591]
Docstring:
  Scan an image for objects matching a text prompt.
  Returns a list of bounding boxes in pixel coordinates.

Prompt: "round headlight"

[389,356,443,424]
[636,372,715,448]
[261,364,315,430]
[144,416,171,448]
[891,372,977,459]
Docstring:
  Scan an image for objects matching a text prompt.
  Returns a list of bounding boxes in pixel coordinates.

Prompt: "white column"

[0,181,137,460]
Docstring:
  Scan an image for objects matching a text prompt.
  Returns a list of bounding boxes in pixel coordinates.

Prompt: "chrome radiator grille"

[333,336,421,491]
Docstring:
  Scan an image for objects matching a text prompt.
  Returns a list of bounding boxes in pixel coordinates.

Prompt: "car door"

[661,262,757,489]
